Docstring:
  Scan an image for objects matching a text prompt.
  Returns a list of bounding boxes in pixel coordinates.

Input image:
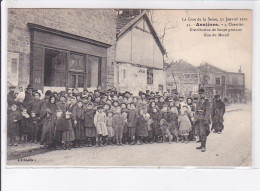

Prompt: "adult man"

[28,92,44,116]
[211,95,226,134]
[194,89,211,152]
[7,85,16,107]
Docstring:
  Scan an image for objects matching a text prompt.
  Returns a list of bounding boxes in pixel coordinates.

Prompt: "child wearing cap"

[84,103,96,147]
[106,110,114,145]
[94,106,108,147]
[7,104,22,146]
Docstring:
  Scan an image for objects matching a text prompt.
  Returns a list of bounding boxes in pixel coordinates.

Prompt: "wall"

[226,73,245,86]
[114,63,166,95]
[8,8,117,88]
[116,17,164,69]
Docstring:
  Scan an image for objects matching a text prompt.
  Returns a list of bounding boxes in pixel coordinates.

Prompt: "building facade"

[198,63,245,101]
[8,9,117,92]
[165,60,199,96]
[114,10,166,95]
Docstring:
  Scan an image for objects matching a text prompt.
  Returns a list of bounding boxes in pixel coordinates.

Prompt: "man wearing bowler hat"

[194,88,211,152]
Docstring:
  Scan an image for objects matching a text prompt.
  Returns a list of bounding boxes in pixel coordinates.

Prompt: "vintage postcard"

[5,8,252,167]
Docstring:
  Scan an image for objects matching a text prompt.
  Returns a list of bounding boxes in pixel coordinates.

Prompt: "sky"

[151,10,252,89]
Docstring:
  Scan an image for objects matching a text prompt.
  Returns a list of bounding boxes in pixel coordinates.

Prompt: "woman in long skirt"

[40,95,58,148]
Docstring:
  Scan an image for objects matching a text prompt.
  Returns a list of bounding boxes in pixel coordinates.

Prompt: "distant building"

[198,63,245,101]
[114,10,166,95]
[165,60,199,96]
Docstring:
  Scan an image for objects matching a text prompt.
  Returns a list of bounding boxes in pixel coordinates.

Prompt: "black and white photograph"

[4,8,252,167]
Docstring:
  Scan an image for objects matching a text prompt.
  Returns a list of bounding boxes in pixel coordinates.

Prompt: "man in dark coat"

[7,85,16,107]
[23,85,34,108]
[194,89,211,152]
[211,95,226,133]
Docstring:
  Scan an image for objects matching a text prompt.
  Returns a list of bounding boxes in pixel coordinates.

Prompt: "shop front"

[28,23,111,93]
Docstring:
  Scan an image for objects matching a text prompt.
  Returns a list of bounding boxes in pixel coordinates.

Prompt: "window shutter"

[31,44,45,91]
[101,57,107,90]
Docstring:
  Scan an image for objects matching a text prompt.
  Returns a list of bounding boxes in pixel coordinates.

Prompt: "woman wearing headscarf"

[40,95,58,148]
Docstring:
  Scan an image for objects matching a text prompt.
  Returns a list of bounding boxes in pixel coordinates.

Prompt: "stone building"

[165,60,199,96]
[8,9,117,92]
[114,10,166,95]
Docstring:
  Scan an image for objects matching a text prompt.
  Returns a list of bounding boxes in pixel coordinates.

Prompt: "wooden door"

[31,44,45,90]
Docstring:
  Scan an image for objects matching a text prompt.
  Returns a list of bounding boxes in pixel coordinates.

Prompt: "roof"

[198,63,227,73]
[167,60,198,73]
[116,10,166,55]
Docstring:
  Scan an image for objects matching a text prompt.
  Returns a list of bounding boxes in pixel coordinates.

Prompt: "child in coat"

[112,107,125,146]
[106,110,114,145]
[84,103,96,147]
[168,107,179,142]
[62,111,75,150]
[150,107,161,143]
[121,109,128,144]
[54,110,64,149]
[178,109,192,143]
[94,105,108,147]
[30,111,39,143]
[72,100,85,147]
[136,109,149,145]
[127,104,138,145]
[7,104,22,146]
[21,108,31,143]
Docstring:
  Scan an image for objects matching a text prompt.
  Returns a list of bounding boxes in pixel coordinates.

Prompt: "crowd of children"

[7,85,202,150]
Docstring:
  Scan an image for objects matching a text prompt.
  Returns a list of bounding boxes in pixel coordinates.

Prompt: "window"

[8,52,19,86]
[68,53,87,89]
[158,85,163,94]
[147,69,153,85]
[215,77,220,85]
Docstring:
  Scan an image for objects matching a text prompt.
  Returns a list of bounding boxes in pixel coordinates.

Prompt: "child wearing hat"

[84,103,96,147]
[94,105,108,147]
[7,104,22,146]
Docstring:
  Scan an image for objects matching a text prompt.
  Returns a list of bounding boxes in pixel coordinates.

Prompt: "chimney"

[238,66,242,73]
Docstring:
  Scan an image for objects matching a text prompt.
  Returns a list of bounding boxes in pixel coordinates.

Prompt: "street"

[8,104,251,167]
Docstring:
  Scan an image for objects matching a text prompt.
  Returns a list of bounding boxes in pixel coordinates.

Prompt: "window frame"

[147,69,154,85]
